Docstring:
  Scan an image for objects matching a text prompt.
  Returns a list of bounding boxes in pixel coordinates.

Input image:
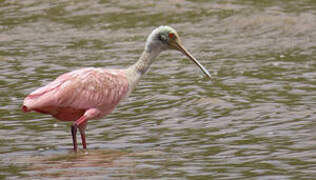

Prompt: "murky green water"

[1,0,315,179]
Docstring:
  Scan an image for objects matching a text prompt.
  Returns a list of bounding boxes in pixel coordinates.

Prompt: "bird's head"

[145,26,211,79]
[145,26,181,51]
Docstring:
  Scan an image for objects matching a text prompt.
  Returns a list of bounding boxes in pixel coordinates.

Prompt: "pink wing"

[23,68,129,121]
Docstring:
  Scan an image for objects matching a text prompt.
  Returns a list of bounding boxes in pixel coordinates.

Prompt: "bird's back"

[23,68,129,121]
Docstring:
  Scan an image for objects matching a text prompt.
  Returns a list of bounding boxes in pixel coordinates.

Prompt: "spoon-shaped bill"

[175,42,212,79]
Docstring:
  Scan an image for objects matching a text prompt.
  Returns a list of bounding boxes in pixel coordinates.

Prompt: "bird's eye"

[168,33,175,39]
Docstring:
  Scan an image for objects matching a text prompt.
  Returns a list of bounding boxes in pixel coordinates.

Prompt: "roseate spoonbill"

[22,26,211,152]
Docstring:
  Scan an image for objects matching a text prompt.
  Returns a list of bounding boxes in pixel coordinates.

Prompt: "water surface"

[0,0,315,179]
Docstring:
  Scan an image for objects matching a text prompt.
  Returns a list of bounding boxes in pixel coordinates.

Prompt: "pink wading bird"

[22,26,211,152]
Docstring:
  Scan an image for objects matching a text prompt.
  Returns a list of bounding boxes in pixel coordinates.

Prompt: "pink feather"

[23,68,129,121]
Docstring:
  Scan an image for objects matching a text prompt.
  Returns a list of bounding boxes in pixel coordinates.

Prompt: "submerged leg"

[71,108,101,152]
[71,123,78,152]
[79,123,87,149]
[71,115,87,152]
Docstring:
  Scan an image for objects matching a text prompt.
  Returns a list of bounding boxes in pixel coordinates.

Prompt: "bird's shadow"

[20,149,162,178]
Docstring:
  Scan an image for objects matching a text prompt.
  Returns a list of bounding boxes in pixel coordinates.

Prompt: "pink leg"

[71,115,87,152]
[71,108,101,152]
[79,123,87,149]
[71,123,78,152]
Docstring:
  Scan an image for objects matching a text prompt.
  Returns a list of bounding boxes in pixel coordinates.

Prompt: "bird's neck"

[133,49,161,75]
[124,48,162,93]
